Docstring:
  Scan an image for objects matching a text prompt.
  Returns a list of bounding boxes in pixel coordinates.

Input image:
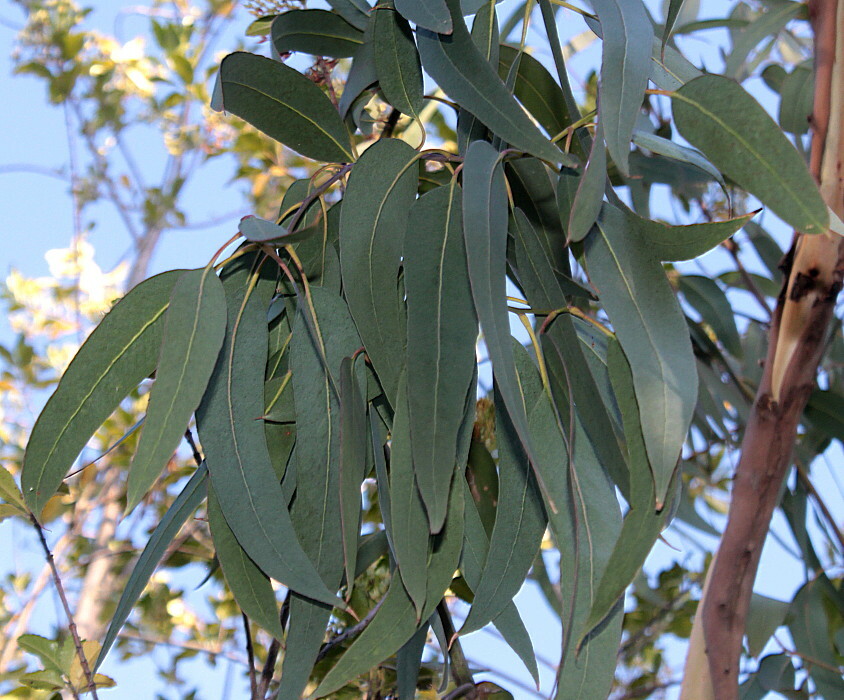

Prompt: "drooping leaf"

[459,481,539,683]
[584,204,697,507]
[0,466,26,514]
[672,74,827,234]
[778,64,813,135]
[390,376,431,615]
[805,389,844,444]
[456,3,499,154]
[238,215,323,246]
[339,357,369,596]
[463,141,547,505]
[395,622,429,698]
[313,484,464,697]
[746,592,790,657]
[395,0,452,34]
[213,52,353,163]
[622,204,755,261]
[460,347,547,636]
[340,138,418,405]
[579,339,674,642]
[126,268,227,513]
[23,270,185,516]
[271,9,364,58]
[416,0,562,162]
[96,463,208,670]
[207,484,283,640]
[405,184,477,531]
[679,275,742,357]
[567,119,606,243]
[195,252,337,607]
[373,4,424,118]
[591,0,653,176]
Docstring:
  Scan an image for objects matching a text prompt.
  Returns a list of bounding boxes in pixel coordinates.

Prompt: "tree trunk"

[681,1,844,697]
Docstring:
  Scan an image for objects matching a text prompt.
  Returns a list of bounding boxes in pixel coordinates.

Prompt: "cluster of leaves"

[4,0,844,697]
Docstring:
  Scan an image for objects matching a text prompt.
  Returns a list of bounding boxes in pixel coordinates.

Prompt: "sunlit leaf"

[23,270,185,516]
[126,267,226,513]
[591,0,653,176]
[672,74,827,234]
[213,51,353,163]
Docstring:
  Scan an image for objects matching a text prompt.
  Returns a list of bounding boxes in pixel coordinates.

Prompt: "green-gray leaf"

[373,5,424,117]
[207,484,283,639]
[195,252,338,607]
[405,184,477,532]
[672,74,827,234]
[679,275,742,357]
[340,138,418,404]
[126,268,226,513]
[568,119,606,243]
[416,0,561,162]
[213,51,353,163]
[271,9,363,58]
[585,205,697,507]
[23,269,185,516]
[395,0,452,34]
[591,0,653,176]
[96,462,207,670]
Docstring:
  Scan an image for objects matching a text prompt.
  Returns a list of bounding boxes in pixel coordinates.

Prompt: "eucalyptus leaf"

[373,5,424,118]
[416,0,561,162]
[395,0,452,34]
[126,267,226,513]
[271,9,364,58]
[672,74,827,234]
[23,270,185,516]
[405,184,477,532]
[213,52,353,163]
[568,119,606,243]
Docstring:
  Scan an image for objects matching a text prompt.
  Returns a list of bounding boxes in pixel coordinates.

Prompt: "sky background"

[0,1,841,698]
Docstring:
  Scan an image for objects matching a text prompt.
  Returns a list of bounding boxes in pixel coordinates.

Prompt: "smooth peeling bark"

[683,1,844,698]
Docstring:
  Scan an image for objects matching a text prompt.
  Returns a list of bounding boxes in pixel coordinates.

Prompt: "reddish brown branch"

[699,1,844,697]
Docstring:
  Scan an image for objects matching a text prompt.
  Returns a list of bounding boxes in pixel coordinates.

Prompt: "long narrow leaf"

[23,270,185,515]
[126,268,226,513]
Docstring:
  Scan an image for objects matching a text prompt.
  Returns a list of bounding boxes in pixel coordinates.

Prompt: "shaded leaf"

[632,130,723,186]
[313,484,464,697]
[591,0,653,176]
[390,376,431,614]
[585,204,697,506]
[662,0,689,52]
[271,9,363,58]
[679,275,742,357]
[672,74,827,234]
[340,138,418,404]
[195,252,337,607]
[746,593,790,657]
[327,0,371,31]
[395,0,452,34]
[207,484,283,639]
[213,52,353,163]
[405,184,477,531]
[463,141,547,505]
[456,3,499,153]
[239,215,323,246]
[567,119,606,243]
[805,389,844,444]
[339,17,377,118]
[374,5,424,117]
[460,346,547,636]
[722,2,802,79]
[779,65,813,135]
[96,463,207,669]
[416,0,561,162]
[23,270,184,516]
[126,268,227,513]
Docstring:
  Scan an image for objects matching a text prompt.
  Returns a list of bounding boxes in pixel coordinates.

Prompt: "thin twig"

[242,613,259,699]
[795,462,844,554]
[436,601,474,693]
[29,513,99,699]
[315,595,386,663]
[257,637,280,698]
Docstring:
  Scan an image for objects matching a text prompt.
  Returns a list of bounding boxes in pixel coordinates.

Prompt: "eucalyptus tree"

[7,0,844,698]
